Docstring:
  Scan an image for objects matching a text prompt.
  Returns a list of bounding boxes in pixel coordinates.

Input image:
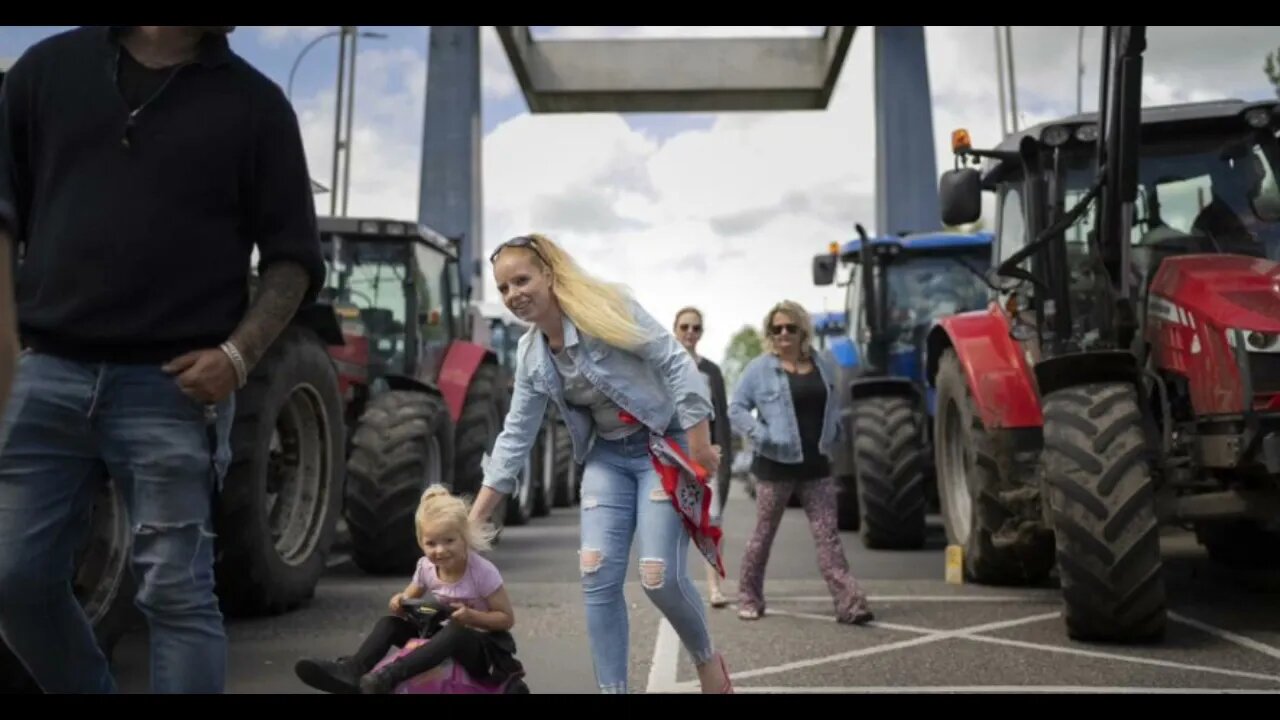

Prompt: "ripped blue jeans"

[0,351,233,693]
[578,428,715,693]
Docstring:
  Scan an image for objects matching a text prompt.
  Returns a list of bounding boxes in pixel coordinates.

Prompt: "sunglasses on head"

[679,323,702,333]
[770,323,799,336]
[489,235,549,266]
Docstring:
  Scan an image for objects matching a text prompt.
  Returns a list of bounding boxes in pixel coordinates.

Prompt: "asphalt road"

[107,479,1280,694]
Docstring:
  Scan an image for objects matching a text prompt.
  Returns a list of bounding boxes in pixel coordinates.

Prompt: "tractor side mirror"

[940,168,982,227]
[812,254,837,286]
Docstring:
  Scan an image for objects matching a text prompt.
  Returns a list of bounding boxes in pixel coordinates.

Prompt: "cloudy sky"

[3,26,1277,363]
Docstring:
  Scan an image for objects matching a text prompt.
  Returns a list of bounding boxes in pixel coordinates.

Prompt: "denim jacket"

[728,352,843,464]
[480,299,714,496]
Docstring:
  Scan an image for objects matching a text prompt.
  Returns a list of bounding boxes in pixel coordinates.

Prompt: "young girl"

[471,233,732,694]
[294,486,521,694]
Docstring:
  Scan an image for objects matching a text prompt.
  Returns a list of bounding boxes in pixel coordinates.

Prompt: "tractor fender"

[291,302,345,346]
[925,305,1043,430]
[437,341,498,422]
[383,374,444,399]
[1033,351,1140,397]
[849,376,923,406]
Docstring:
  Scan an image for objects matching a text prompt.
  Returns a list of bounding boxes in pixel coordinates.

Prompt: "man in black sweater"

[0,26,325,693]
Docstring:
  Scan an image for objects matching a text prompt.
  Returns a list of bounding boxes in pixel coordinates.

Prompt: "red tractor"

[928,26,1280,642]
[315,216,523,573]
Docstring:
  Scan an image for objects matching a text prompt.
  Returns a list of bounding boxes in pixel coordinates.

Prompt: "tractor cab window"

[880,253,992,348]
[1062,130,1280,262]
[844,263,864,344]
[1051,128,1280,343]
[447,260,467,339]
[413,243,451,347]
[325,238,412,377]
[997,185,1028,268]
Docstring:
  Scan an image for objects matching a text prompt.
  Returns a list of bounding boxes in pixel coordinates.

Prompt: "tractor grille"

[1247,353,1280,395]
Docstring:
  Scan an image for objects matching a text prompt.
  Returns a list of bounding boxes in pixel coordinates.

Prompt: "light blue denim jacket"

[480,299,714,495]
[728,352,843,464]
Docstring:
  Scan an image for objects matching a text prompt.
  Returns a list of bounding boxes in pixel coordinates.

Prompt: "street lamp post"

[1077,26,1086,114]
[285,27,387,216]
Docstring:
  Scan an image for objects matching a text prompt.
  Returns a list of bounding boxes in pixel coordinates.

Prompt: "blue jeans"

[578,428,715,693]
[0,351,233,693]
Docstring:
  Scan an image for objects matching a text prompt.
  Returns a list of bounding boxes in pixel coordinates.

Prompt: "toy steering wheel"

[399,594,454,638]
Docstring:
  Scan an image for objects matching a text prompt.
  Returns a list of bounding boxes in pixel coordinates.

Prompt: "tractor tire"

[1,479,137,693]
[504,437,537,527]
[214,327,346,617]
[531,424,553,518]
[854,396,927,549]
[550,422,575,508]
[934,350,1055,585]
[1042,382,1167,642]
[836,475,861,531]
[345,390,454,575]
[453,364,509,532]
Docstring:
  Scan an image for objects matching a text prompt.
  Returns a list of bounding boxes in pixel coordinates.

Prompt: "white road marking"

[706,686,1280,694]
[766,594,1056,603]
[963,634,1280,684]
[646,619,681,693]
[665,611,1061,691]
[1169,612,1280,662]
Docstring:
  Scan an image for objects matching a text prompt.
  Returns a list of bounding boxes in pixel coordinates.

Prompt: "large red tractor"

[316,216,519,573]
[928,26,1280,642]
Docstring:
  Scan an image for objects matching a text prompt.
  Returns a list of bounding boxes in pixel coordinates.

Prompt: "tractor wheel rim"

[267,383,333,566]
[942,398,973,545]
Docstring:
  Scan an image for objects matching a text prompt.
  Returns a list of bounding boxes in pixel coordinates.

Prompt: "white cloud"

[540,26,824,40]
[290,25,1280,365]
[482,27,519,100]
[253,26,334,47]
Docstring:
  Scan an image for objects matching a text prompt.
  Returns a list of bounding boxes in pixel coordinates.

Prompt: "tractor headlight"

[1075,124,1099,142]
[1042,125,1071,147]
[1227,328,1280,353]
[1245,108,1272,129]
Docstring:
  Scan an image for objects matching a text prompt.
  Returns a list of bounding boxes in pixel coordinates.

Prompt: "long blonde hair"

[499,233,649,350]
[762,300,815,359]
[415,485,496,553]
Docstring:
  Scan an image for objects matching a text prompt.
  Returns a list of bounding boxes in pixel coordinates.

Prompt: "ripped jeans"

[578,428,715,693]
[0,351,233,693]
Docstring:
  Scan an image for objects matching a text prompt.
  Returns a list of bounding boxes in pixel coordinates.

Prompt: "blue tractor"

[813,225,993,547]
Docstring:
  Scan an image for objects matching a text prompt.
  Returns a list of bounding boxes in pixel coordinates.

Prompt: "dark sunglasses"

[678,323,702,333]
[489,235,549,266]
[770,323,799,336]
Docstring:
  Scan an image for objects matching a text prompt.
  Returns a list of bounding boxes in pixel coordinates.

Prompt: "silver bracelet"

[219,341,249,389]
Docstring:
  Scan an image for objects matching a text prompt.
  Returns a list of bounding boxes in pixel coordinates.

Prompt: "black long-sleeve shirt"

[697,356,734,478]
[0,26,325,363]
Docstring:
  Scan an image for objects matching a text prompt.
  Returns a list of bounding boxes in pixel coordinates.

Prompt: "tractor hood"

[1149,254,1280,332]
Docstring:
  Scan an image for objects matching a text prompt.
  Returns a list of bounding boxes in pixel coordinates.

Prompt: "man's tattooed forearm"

[229,261,310,370]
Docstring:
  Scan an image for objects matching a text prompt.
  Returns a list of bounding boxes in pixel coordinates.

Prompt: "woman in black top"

[674,307,734,608]
[728,301,872,624]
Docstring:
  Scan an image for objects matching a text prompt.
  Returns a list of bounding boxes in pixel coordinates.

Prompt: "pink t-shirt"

[410,551,504,612]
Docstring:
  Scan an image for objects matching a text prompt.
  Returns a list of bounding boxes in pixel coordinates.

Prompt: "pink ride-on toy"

[372,595,530,694]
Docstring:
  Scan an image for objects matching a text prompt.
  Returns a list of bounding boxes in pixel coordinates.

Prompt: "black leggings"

[352,616,490,684]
